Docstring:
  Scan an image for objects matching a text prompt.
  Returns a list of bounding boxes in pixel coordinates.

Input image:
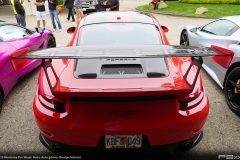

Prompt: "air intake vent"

[101,64,143,75]
[106,59,136,61]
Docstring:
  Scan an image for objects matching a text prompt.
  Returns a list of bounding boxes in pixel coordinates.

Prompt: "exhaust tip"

[178,142,192,153]
[52,145,67,155]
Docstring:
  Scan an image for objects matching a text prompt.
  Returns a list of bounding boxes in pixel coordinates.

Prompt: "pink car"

[0,21,56,112]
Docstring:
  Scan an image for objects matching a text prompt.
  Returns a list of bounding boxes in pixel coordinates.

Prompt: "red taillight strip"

[179,91,204,111]
[38,94,66,113]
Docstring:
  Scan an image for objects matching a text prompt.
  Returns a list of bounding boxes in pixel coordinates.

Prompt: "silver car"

[180,16,240,115]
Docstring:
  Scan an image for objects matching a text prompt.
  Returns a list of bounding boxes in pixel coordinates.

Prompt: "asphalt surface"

[0,2,240,160]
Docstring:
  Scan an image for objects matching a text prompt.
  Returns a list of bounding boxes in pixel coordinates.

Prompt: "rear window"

[78,23,162,45]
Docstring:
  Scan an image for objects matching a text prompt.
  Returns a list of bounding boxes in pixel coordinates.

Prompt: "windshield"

[0,24,32,41]
[78,23,162,45]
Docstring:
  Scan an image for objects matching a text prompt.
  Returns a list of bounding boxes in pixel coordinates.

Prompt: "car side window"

[200,19,236,36]
[0,25,32,41]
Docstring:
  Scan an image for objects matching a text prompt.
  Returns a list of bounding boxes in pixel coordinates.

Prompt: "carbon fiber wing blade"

[12,45,228,59]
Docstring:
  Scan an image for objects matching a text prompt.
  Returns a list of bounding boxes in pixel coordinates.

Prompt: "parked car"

[180,15,240,115]
[13,11,231,156]
[0,21,56,113]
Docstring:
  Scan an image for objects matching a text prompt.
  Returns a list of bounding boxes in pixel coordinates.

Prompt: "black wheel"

[225,67,240,115]
[47,35,56,48]
[0,90,3,113]
[180,31,189,46]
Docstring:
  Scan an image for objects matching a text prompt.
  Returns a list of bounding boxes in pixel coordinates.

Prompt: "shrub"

[58,0,63,5]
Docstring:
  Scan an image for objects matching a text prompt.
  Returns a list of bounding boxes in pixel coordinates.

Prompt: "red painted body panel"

[33,11,209,152]
[150,14,170,45]
[34,89,208,146]
[35,57,208,147]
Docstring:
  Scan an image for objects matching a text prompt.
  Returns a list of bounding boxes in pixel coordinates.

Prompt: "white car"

[180,15,240,115]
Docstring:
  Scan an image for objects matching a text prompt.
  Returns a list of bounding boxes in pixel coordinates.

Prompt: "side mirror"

[36,27,44,34]
[67,27,76,34]
[190,27,197,33]
[161,26,168,33]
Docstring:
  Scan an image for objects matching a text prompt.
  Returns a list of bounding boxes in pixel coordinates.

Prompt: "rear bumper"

[40,131,203,156]
[34,89,209,148]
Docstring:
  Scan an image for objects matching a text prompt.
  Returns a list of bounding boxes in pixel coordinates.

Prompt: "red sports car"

[13,11,232,156]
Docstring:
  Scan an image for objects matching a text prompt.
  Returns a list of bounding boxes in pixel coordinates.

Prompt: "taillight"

[38,93,67,112]
[178,89,204,110]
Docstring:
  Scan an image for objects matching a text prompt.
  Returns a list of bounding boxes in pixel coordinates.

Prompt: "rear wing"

[12,44,233,92]
[15,45,222,59]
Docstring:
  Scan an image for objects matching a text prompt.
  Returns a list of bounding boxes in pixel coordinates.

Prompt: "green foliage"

[58,0,63,5]
[178,0,240,4]
[138,2,240,18]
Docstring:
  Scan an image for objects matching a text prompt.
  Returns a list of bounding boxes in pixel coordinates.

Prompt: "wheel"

[0,90,3,113]
[225,67,240,115]
[46,35,56,48]
[180,30,189,46]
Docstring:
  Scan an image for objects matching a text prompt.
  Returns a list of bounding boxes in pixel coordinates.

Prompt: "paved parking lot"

[0,2,240,159]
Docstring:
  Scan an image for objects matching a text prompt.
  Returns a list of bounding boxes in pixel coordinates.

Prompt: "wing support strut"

[41,59,59,91]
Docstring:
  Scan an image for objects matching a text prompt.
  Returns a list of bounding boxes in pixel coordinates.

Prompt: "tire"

[0,90,3,113]
[224,67,240,116]
[180,31,189,46]
[46,35,56,48]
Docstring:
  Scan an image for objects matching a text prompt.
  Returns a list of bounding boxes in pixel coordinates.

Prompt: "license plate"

[105,135,142,148]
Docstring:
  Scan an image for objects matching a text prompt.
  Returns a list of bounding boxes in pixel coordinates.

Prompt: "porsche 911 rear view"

[12,11,233,156]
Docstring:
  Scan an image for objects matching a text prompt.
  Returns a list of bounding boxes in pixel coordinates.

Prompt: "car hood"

[183,25,199,31]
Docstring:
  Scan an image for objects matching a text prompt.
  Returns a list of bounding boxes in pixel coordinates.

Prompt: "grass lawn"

[138,1,240,18]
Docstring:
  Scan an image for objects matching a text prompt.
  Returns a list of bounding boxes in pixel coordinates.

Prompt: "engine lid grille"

[101,64,143,75]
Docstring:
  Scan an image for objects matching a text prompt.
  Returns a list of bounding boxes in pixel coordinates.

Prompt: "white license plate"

[105,135,142,149]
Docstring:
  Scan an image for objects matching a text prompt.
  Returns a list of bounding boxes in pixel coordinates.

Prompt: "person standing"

[48,0,62,31]
[14,0,26,27]
[34,0,46,29]
[73,0,82,25]
[10,0,24,25]
[103,0,119,11]
[96,0,106,12]
[64,0,75,22]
